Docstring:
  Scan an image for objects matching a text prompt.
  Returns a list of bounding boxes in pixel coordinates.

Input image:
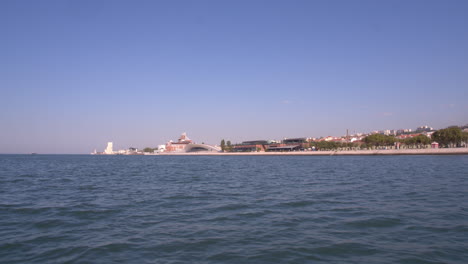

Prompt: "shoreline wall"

[158,148,468,156]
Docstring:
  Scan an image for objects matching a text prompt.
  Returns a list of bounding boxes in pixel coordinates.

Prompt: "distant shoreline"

[3,149,466,155]
[158,148,468,156]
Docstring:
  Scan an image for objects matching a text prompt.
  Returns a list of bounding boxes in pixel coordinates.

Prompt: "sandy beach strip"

[158,148,468,156]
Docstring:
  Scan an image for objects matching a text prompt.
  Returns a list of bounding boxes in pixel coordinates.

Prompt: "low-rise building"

[232,138,310,152]
[232,144,265,152]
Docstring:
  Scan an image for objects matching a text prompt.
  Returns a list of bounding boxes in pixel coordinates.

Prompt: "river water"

[0,154,467,263]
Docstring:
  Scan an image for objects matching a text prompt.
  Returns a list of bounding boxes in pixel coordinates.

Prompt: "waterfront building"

[233,143,266,152]
[232,138,310,152]
[127,147,143,155]
[165,133,193,152]
[267,144,301,152]
[282,138,310,149]
[104,142,113,154]
[282,138,307,144]
[157,145,166,153]
[164,133,221,153]
[232,140,275,152]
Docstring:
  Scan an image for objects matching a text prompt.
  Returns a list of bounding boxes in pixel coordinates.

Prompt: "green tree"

[310,141,343,150]
[404,135,430,148]
[363,134,395,147]
[432,126,464,147]
[226,140,232,152]
[143,147,154,153]
[463,132,468,147]
[220,139,226,151]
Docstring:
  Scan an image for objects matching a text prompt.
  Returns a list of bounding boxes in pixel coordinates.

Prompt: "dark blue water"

[0,155,467,263]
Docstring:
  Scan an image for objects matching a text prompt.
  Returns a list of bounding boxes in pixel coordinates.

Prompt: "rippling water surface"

[1,154,467,263]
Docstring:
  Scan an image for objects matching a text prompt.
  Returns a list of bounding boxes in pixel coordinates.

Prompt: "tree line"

[362,126,467,148]
[432,126,468,147]
[219,126,468,151]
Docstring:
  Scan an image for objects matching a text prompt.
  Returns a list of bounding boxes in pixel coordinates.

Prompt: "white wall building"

[158,144,166,153]
[104,142,113,154]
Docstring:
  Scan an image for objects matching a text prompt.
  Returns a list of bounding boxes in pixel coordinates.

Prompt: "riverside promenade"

[159,148,468,156]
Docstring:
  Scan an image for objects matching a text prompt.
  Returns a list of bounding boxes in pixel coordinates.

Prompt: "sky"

[1,0,468,154]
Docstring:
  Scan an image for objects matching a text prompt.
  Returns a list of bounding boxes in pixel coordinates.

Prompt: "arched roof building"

[165,133,221,153]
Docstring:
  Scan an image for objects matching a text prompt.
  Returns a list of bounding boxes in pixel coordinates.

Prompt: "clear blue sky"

[1,0,467,154]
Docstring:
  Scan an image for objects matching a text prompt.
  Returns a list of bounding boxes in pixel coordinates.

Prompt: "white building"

[157,145,166,153]
[104,142,113,154]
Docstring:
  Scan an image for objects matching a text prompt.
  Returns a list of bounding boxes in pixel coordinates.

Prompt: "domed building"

[165,133,221,153]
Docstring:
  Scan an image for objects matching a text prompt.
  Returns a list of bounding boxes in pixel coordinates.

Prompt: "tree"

[226,140,232,152]
[363,134,395,147]
[404,135,430,148]
[309,141,343,150]
[220,139,226,151]
[143,147,154,153]
[432,126,464,147]
[463,132,468,147]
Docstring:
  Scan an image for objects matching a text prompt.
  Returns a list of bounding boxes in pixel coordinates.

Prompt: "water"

[0,154,467,263]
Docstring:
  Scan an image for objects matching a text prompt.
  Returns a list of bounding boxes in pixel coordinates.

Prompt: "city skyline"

[68,123,468,154]
[2,0,468,154]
